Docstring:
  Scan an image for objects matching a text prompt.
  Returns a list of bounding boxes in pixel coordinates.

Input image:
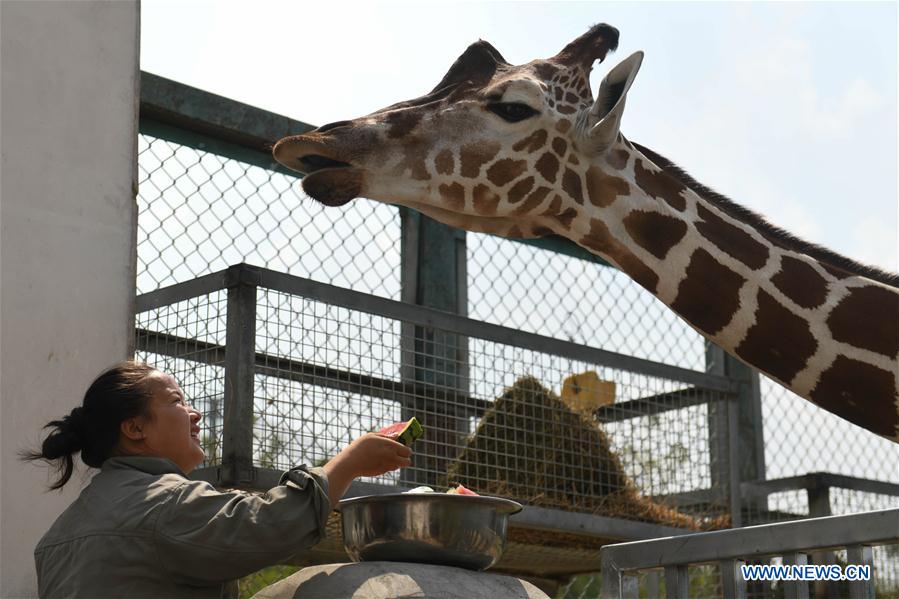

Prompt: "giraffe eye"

[487,102,539,123]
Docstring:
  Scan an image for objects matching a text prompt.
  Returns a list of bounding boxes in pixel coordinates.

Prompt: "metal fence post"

[664,565,689,598]
[221,264,258,487]
[720,559,747,599]
[706,343,766,527]
[782,553,810,599]
[707,345,768,596]
[846,545,875,599]
[600,552,638,599]
[807,479,835,598]
[400,209,469,486]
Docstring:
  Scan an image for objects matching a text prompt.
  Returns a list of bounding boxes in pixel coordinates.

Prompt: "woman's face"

[138,372,205,473]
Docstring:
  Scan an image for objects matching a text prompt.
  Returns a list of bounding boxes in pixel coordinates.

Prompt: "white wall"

[0,1,140,596]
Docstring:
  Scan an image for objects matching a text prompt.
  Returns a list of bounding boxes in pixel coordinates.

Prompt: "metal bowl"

[338,493,523,571]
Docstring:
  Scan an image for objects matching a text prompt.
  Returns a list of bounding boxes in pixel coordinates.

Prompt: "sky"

[141,0,898,273]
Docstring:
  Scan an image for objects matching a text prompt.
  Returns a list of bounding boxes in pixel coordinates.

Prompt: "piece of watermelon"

[377,417,423,446]
[446,484,479,496]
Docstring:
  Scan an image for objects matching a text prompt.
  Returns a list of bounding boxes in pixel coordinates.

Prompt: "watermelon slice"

[377,417,423,446]
[446,484,479,496]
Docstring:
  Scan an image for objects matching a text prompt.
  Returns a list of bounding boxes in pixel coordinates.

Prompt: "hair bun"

[65,407,87,444]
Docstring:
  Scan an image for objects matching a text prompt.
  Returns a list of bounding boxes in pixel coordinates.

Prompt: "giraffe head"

[273,24,643,237]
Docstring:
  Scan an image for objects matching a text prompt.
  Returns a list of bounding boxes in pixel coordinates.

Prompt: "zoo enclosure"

[135,261,732,578]
[136,72,899,589]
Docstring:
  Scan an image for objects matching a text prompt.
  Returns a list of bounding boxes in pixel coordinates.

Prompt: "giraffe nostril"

[315,120,353,134]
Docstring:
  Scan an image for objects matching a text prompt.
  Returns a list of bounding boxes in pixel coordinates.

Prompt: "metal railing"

[599,508,899,598]
[136,263,745,580]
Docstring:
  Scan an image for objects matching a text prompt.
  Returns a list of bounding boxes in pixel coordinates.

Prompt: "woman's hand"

[338,433,413,476]
[321,433,412,507]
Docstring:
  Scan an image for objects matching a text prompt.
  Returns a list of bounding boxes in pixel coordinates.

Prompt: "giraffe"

[273,24,899,441]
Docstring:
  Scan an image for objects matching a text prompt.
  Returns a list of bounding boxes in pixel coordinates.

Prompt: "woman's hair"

[22,361,158,490]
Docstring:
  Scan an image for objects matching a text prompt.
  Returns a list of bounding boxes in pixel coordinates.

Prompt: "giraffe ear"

[586,52,644,153]
[431,40,508,93]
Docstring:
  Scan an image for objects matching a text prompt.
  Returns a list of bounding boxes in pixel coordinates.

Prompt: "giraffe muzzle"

[299,154,352,172]
[272,136,356,175]
[272,136,365,206]
[300,167,363,207]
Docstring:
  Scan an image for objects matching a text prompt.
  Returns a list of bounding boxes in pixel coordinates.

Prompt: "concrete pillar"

[1,1,140,596]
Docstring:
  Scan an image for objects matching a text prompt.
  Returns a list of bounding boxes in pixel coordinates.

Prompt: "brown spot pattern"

[810,356,898,439]
[396,145,431,181]
[827,286,899,357]
[435,150,454,175]
[513,186,552,215]
[386,110,423,139]
[736,289,818,384]
[565,92,579,103]
[487,159,528,187]
[508,177,535,204]
[512,130,548,153]
[568,155,580,166]
[532,226,554,237]
[557,104,576,115]
[543,195,563,216]
[772,256,829,309]
[460,141,501,178]
[555,207,578,229]
[696,204,770,270]
[439,182,465,211]
[634,159,687,211]
[533,63,560,80]
[472,184,501,215]
[586,166,629,208]
[607,149,629,170]
[562,168,584,205]
[507,226,524,238]
[623,210,689,260]
[580,219,659,293]
[552,138,568,156]
[536,152,560,183]
[671,249,746,335]
[555,120,571,133]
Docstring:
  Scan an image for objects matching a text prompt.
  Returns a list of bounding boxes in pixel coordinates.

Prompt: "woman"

[25,361,412,598]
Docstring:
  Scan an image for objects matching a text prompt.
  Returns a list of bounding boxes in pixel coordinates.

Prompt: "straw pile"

[443,376,727,534]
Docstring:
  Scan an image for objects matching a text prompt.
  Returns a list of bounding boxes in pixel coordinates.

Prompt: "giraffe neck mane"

[631,141,899,289]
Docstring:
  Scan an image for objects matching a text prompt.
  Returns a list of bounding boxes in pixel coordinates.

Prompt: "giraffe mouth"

[272,137,356,176]
[298,154,352,171]
[301,167,363,207]
[272,138,363,206]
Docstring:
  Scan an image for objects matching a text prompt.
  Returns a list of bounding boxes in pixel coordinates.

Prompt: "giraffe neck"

[555,139,899,440]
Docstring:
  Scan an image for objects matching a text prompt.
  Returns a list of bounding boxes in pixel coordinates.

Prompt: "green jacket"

[34,456,330,598]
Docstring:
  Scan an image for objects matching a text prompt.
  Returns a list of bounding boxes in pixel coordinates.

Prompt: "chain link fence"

[136,84,898,596]
[138,135,401,298]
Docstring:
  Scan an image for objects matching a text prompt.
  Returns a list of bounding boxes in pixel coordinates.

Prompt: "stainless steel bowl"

[338,493,523,571]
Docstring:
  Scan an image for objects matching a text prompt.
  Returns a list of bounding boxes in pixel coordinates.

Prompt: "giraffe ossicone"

[273,23,899,442]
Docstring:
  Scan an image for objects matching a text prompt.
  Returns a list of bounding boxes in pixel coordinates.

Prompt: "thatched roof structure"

[444,376,727,531]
